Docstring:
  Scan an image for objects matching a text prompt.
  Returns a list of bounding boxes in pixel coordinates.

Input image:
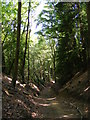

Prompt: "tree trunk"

[21,2,30,83]
[12,1,21,88]
[2,32,8,73]
[28,29,31,84]
[43,62,45,81]
[87,2,90,83]
[40,61,42,79]
[2,50,5,73]
[53,50,56,83]
[87,5,90,118]
[77,3,87,69]
[8,58,15,75]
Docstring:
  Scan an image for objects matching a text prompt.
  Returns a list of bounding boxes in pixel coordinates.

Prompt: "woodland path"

[32,84,86,119]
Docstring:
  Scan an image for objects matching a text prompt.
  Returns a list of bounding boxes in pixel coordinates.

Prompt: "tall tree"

[28,29,31,84]
[12,1,21,88]
[21,2,31,83]
[87,2,90,82]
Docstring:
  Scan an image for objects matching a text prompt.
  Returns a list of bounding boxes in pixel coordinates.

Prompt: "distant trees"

[2,1,89,87]
[36,1,57,82]
[36,2,88,85]
[28,36,52,86]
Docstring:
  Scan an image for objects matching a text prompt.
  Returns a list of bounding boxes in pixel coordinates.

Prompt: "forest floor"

[2,71,90,119]
[32,83,89,119]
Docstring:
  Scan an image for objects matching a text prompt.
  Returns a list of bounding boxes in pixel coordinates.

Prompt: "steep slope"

[57,71,90,119]
[2,74,40,119]
[59,71,90,102]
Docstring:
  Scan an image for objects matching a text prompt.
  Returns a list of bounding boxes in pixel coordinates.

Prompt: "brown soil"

[2,71,90,119]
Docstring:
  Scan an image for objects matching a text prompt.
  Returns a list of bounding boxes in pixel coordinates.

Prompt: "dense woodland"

[1,1,90,119]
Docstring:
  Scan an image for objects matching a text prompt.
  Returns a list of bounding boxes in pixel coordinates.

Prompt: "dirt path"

[32,85,84,119]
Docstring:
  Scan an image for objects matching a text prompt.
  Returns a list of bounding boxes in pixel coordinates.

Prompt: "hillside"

[56,71,90,119]
[2,74,41,119]
[2,71,90,119]
[58,71,90,102]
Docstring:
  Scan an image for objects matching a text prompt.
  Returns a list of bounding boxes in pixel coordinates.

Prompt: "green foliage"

[36,2,88,85]
[55,2,87,85]
[2,1,88,86]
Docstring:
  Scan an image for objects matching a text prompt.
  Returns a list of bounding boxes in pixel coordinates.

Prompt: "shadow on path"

[32,86,83,119]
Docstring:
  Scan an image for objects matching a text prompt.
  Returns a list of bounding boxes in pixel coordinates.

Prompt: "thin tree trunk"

[8,58,15,75]
[2,51,5,73]
[40,61,42,79]
[43,62,45,81]
[28,30,31,84]
[21,2,30,83]
[53,49,56,83]
[86,6,90,118]
[2,32,8,73]
[87,3,90,119]
[32,56,35,78]
[48,61,50,81]
[12,1,21,88]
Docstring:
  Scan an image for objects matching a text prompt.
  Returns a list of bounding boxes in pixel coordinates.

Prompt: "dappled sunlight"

[84,86,90,92]
[16,81,20,84]
[5,76,12,81]
[34,96,56,101]
[63,115,69,117]
[16,81,26,88]
[50,80,55,84]
[39,103,51,107]
[29,83,40,92]
[4,88,10,96]
[2,1,90,119]
[4,76,12,83]
[46,97,56,101]
[33,96,44,100]
[51,101,58,106]
[15,99,30,111]
[31,112,38,118]
[80,86,90,96]
[62,114,76,118]
[19,83,26,88]
[30,98,51,107]
[84,107,89,113]
[7,77,12,81]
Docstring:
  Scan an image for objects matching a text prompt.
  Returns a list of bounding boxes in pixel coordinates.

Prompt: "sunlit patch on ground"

[15,99,31,111]
[4,76,12,83]
[16,81,26,88]
[31,112,38,118]
[2,73,90,119]
[39,103,51,107]
[62,113,80,118]
[5,76,12,81]
[4,88,10,96]
[46,97,56,101]
[63,114,69,117]
[51,101,58,105]
[51,80,55,84]
[29,83,40,92]
[85,107,89,113]
[84,86,90,92]
[33,85,84,119]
